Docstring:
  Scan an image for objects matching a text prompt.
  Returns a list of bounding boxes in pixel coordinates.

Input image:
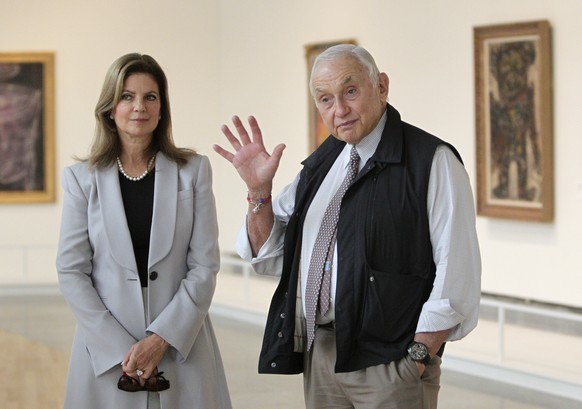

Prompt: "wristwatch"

[407,341,432,365]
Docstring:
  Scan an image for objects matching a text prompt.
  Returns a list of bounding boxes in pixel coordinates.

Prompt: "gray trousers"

[303,326,441,409]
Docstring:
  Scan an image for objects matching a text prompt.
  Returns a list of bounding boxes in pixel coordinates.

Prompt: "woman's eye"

[146,94,158,101]
[121,94,132,101]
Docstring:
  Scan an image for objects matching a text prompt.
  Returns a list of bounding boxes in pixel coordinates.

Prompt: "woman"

[56,53,232,409]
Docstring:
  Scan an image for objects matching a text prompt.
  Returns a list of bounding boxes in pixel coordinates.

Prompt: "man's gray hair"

[309,44,381,96]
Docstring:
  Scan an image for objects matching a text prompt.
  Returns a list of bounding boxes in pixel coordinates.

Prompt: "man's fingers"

[221,115,266,149]
[270,143,286,165]
[232,115,252,145]
[212,144,234,163]
[247,115,264,145]
[220,124,242,150]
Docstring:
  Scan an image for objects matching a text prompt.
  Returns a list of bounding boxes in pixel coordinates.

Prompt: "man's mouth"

[338,120,356,129]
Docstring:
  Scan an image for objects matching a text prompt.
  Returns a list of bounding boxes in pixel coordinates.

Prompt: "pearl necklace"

[116,155,156,181]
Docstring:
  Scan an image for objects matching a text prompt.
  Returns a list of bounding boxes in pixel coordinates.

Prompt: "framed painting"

[474,21,553,222]
[0,52,55,203]
[304,39,357,152]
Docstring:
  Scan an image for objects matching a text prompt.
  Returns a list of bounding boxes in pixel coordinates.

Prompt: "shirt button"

[369,276,375,282]
[280,313,286,319]
[149,271,158,281]
[278,331,283,338]
[271,362,277,368]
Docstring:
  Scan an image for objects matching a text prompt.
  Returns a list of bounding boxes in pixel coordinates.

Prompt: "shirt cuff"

[416,298,467,341]
[235,215,285,276]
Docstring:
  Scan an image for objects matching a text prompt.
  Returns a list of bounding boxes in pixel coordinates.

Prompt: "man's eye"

[319,95,334,105]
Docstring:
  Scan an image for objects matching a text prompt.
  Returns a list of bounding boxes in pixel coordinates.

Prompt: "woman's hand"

[122,333,170,385]
[213,115,286,195]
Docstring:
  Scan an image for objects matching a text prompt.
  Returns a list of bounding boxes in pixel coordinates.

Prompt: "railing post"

[498,305,505,363]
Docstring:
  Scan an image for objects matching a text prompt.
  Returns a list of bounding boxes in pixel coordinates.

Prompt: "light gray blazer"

[57,152,231,409]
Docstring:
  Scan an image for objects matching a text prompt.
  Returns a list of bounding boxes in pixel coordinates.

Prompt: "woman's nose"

[133,99,146,111]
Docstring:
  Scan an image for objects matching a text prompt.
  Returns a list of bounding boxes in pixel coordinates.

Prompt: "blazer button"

[149,271,158,281]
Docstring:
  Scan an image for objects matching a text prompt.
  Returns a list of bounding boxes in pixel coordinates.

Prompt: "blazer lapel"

[95,164,138,272]
[148,153,178,267]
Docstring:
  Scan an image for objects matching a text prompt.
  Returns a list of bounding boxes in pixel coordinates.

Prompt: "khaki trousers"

[303,326,441,409]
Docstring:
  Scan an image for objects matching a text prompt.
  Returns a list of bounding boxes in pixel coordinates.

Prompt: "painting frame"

[0,52,55,204]
[304,39,357,152]
[474,21,553,222]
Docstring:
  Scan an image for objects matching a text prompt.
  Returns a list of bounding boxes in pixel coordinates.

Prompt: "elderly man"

[214,44,481,409]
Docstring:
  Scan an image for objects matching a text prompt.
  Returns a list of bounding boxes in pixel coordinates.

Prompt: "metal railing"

[480,294,582,363]
[0,244,56,283]
[220,254,582,369]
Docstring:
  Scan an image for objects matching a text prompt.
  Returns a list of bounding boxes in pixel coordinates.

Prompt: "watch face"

[408,342,428,360]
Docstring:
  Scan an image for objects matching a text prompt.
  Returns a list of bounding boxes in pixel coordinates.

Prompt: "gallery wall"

[0,0,221,285]
[0,0,581,308]
[213,0,582,308]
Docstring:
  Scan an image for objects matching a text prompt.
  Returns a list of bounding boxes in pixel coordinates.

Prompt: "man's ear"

[378,72,389,100]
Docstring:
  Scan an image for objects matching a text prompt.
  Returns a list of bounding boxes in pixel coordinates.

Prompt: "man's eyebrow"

[313,75,355,94]
[341,75,353,86]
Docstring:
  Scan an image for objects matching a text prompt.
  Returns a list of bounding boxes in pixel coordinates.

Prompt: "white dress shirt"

[236,114,481,342]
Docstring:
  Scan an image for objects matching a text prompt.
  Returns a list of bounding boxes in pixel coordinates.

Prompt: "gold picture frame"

[304,39,357,152]
[0,52,55,203]
[474,21,553,222]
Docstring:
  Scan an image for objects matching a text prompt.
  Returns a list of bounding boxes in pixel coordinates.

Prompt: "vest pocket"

[359,266,426,343]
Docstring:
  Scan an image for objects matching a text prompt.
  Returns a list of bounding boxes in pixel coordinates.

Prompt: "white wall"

[0,0,220,284]
[1,0,581,308]
[213,0,582,308]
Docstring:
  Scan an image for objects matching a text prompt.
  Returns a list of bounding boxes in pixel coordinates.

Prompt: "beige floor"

[2,290,581,409]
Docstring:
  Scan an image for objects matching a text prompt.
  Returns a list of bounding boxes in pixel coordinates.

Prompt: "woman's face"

[111,73,161,143]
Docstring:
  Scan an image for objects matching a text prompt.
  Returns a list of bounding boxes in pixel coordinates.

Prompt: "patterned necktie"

[305,145,360,351]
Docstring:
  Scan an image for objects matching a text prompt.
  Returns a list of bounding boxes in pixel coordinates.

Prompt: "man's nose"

[335,98,349,116]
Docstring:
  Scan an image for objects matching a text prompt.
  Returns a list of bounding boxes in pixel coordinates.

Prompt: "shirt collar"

[344,109,387,170]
